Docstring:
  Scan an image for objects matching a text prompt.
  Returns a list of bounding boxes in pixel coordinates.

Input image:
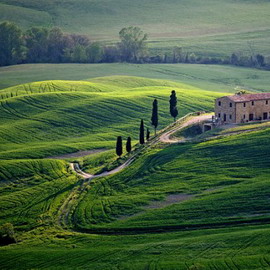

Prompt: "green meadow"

[1,0,270,57]
[1,63,270,269]
[1,63,270,92]
[0,76,220,160]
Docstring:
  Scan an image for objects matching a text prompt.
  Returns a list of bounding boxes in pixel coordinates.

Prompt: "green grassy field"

[1,69,270,269]
[1,111,270,269]
[0,76,220,160]
[1,63,270,93]
[1,0,270,57]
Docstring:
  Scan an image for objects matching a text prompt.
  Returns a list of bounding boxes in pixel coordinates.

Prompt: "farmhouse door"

[263,112,268,120]
[249,114,254,121]
[223,114,226,122]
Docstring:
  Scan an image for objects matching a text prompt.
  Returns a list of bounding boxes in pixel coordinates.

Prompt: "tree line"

[1,21,269,69]
[0,22,148,66]
[116,90,178,157]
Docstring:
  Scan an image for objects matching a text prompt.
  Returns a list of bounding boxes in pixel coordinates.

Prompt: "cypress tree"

[139,119,145,144]
[146,128,150,141]
[126,137,132,153]
[169,90,178,122]
[116,136,123,157]
[151,99,158,135]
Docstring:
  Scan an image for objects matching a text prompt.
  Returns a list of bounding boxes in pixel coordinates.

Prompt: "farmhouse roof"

[227,93,270,103]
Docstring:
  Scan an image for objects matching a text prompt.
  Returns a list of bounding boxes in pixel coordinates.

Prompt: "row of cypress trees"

[116,90,178,157]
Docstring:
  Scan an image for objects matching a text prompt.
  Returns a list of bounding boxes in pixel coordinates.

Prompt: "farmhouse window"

[243,114,246,119]
[229,115,232,119]
[218,101,221,106]
[218,113,221,118]
[230,103,232,107]
[266,100,269,105]
[252,101,254,106]
[243,103,246,107]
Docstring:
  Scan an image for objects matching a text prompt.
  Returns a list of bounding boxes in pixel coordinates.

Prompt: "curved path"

[70,113,211,180]
[159,114,212,143]
[59,113,211,228]
[70,156,136,180]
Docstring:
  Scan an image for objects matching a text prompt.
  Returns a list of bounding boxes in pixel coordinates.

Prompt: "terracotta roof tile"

[227,93,270,103]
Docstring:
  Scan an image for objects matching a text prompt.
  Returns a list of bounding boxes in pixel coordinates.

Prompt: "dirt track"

[159,114,212,143]
[70,113,211,180]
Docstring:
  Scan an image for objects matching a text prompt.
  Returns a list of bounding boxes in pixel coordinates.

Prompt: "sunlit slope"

[2,64,270,93]
[0,76,221,159]
[73,127,270,231]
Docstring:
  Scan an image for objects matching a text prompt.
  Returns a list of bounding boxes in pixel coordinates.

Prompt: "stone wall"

[236,99,270,123]
[215,96,236,124]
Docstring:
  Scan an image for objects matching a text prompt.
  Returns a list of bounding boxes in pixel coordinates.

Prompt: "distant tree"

[146,128,150,141]
[173,46,183,63]
[139,119,145,144]
[25,27,49,63]
[189,53,197,63]
[236,90,248,95]
[69,34,90,47]
[256,54,265,67]
[103,45,120,62]
[151,99,158,135]
[126,137,132,153]
[118,26,148,62]
[116,136,123,157]
[86,42,104,63]
[0,21,24,66]
[0,223,16,245]
[185,53,189,63]
[71,45,87,63]
[231,53,239,65]
[169,90,178,122]
[47,27,69,62]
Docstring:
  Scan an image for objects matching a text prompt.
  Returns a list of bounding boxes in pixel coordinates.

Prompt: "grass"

[1,225,270,269]
[0,76,220,160]
[1,63,270,93]
[71,125,270,232]
[1,0,270,58]
[1,124,270,268]
[1,72,270,268]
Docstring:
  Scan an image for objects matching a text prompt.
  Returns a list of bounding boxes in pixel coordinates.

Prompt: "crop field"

[1,68,270,269]
[1,0,270,57]
[0,76,220,160]
[1,113,270,269]
[1,63,270,93]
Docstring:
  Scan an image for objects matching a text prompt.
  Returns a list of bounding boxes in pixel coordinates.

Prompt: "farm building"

[215,93,270,124]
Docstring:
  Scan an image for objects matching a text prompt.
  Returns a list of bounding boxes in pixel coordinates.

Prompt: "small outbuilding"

[215,93,270,124]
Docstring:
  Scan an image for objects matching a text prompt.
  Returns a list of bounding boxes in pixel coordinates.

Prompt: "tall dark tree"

[0,21,24,66]
[126,137,132,153]
[151,99,158,135]
[116,136,123,157]
[146,128,150,141]
[169,90,178,122]
[139,119,145,144]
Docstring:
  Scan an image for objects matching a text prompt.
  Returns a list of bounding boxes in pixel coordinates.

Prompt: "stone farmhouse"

[215,93,270,124]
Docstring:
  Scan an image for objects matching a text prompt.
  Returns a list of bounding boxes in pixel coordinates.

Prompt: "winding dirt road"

[70,113,212,180]
[159,114,212,143]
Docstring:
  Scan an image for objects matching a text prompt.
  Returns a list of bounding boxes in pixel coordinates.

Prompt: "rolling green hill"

[1,107,270,269]
[1,63,270,93]
[0,76,220,160]
[1,0,270,57]
[1,74,270,269]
